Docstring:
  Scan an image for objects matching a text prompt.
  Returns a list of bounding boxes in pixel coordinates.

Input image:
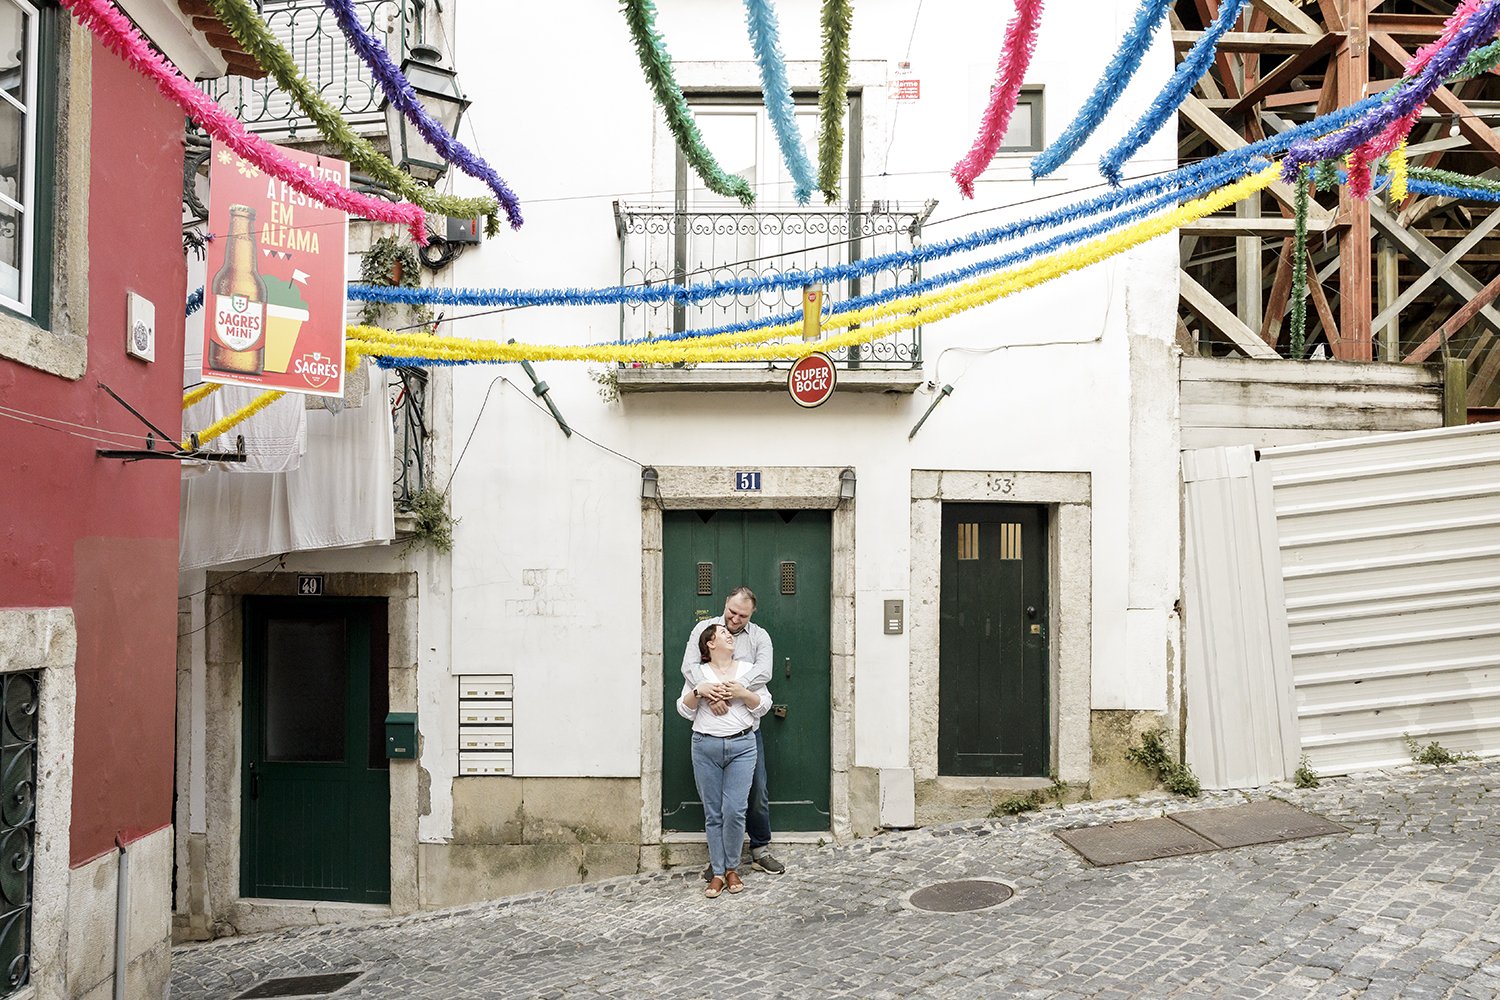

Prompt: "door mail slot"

[384,712,418,759]
[458,751,513,776]
[459,676,513,700]
[458,726,513,751]
[458,701,512,726]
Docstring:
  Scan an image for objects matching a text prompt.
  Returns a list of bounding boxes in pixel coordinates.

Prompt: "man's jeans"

[747,727,772,851]
[691,730,757,877]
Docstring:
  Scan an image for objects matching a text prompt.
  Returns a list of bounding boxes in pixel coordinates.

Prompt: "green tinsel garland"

[1411,165,1500,194]
[817,0,852,204]
[620,0,755,207]
[1312,159,1338,193]
[1451,38,1500,80]
[207,0,501,237]
[1289,167,1310,361]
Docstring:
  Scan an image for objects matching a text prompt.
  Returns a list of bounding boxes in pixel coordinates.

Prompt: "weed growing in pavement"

[988,791,1043,817]
[1294,755,1321,789]
[1125,728,1201,797]
[1046,771,1071,805]
[1403,733,1474,766]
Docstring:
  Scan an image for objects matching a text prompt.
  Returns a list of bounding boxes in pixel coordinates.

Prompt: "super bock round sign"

[788,352,837,408]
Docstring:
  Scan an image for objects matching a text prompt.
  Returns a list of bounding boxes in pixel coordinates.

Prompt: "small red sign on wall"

[788,353,838,408]
[892,78,921,101]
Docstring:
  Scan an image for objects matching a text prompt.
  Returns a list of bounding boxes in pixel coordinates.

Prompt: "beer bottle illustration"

[209,204,268,374]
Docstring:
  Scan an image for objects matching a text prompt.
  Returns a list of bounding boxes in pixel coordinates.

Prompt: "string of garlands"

[1289,167,1310,361]
[346,92,1386,313]
[744,0,818,204]
[345,165,1280,369]
[183,388,285,448]
[182,383,222,410]
[1100,0,1249,185]
[206,0,502,236]
[620,0,755,207]
[320,0,523,229]
[186,287,204,317]
[59,0,428,242]
[1030,0,1172,181]
[1284,0,1500,183]
[952,0,1045,199]
[817,0,852,204]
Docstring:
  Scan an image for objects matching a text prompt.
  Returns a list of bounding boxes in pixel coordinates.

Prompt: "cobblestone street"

[172,762,1500,999]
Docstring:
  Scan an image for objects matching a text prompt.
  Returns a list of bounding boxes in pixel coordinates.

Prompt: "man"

[681,586,786,878]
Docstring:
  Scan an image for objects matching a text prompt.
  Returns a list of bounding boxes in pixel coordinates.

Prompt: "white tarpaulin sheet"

[179,359,394,570]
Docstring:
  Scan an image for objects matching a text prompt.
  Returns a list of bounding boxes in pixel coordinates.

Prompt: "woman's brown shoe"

[705,876,726,898]
[725,870,744,893]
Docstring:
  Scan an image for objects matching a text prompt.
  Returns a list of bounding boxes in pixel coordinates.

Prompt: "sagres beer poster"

[202,140,349,397]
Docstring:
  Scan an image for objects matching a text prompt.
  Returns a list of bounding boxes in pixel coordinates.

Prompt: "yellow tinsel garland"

[182,390,285,449]
[1389,140,1409,203]
[182,382,223,410]
[349,164,1281,366]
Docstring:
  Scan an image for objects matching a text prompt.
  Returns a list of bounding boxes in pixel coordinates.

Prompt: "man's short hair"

[726,585,757,609]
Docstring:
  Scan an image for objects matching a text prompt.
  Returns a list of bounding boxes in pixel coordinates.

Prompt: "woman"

[677,623,772,898]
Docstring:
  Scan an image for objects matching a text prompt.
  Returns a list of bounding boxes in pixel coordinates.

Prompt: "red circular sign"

[788,352,838,408]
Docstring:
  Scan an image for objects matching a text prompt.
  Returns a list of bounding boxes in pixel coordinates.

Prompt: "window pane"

[688,110,756,208]
[0,0,26,310]
[0,2,26,111]
[0,200,18,302]
[264,619,347,763]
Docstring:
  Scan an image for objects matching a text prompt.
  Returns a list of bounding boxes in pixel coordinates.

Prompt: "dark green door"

[242,597,391,903]
[939,504,1049,776]
[662,510,832,832]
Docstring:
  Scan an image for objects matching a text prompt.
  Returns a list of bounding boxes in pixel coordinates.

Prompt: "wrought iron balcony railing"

[614,201,936,368]
[390,366,427,509]
[202,0,425,142]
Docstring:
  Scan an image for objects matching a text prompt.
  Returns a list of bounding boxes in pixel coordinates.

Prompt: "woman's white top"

[676,658,772,736]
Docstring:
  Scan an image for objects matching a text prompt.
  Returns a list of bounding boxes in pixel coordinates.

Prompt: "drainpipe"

[113,835,129,1000]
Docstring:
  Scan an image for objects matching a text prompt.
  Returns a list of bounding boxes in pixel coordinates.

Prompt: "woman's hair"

[698,623,726,664]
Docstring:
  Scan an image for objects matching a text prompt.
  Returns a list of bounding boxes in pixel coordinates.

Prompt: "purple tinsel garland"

[322,0,524,230]
[1282,0,1500,181]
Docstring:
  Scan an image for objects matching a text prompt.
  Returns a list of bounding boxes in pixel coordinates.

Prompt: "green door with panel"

[939,503,1050,777]
[662,510,832,833]
[242,597,391,903]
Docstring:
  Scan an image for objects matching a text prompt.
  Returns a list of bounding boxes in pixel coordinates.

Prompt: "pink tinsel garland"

[1349,0,1484,198]
[61,0,427,243]
[951,0,1046,199]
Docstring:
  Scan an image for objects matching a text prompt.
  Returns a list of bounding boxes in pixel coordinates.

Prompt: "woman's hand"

[695,681,733,715]
[729,682,758,703]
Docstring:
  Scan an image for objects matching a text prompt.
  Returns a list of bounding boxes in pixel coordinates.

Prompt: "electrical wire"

[176,553,284,600]
[0,404,151,448]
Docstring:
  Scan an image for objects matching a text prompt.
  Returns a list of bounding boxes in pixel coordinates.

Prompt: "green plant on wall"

[1125,729,1201,797]
[402,485,457,554]
[359,235,430,327]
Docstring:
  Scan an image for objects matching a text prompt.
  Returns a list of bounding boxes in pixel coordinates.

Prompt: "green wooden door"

[662,510,832,833]
[939,504,1049,776]
[242,598,391,903]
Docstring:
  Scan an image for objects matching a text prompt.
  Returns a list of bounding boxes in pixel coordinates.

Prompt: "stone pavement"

[172,761,1500,999]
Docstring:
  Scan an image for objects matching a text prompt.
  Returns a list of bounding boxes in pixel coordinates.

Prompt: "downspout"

[113,835,129,1000]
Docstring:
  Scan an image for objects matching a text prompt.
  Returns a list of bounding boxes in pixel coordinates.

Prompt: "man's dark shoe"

[702,863,713,882]
[750,852,786,875]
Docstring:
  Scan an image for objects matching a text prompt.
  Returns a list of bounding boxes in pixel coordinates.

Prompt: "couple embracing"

[676,587,788,898]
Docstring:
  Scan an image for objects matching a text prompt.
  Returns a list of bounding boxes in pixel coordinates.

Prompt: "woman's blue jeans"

[691,730,758,877]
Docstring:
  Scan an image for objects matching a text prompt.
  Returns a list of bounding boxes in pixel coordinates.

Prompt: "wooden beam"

[1407,267,1500,362]
[1180,270,1282,358]
[1180,96,1333,220]
[1238,196,1264,335]
[1195,0,1243,100]
[1178,216,1333,234]
[1253,0,1322,34]
[1337,1,1372,361]
[1367,13,1449,40]
[1261,237,1296,348]
[1172,31,1325,52]
[1468,338,1500,405]
[1228,34,1339,118]
[1304,250,1341,347]
[1445,359,1470,424]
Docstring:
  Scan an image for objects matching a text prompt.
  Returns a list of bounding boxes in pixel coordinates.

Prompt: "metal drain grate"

[235,972,364,999]
[907,879,1014,912]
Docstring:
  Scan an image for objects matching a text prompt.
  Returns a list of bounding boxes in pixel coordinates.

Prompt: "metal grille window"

[779,561,797,595]
[0,670,37,995]
[696,562,714,596]
[0,0,40,317]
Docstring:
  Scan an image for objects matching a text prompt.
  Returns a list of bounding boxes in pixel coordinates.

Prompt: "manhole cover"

[1056,817,1217,866]
[235,972,364,999]
[1169,799,1346,850]
[908,879,1014,912]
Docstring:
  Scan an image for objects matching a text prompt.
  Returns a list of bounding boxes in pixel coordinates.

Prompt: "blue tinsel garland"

[1099,0,1250,186]
[350,92,1384,314]
[1030,0,1174,181]
[744,0,817,204]
[186,287,204,316]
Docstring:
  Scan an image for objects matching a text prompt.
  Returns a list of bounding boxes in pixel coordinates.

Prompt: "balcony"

[201,0,426,142]
[612,201,935,394]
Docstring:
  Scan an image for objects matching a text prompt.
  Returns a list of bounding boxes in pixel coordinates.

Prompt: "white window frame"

[0,0,39,316]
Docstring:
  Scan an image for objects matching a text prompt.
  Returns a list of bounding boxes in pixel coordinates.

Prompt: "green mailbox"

[385,712,419,760]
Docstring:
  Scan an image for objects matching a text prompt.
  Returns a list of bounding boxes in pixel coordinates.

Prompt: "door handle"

[1026,606,1037,619]
[249,762,259,800]
[784,656,791,680]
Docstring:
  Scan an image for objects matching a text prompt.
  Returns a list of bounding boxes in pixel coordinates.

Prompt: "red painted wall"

[0,37,185,866]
